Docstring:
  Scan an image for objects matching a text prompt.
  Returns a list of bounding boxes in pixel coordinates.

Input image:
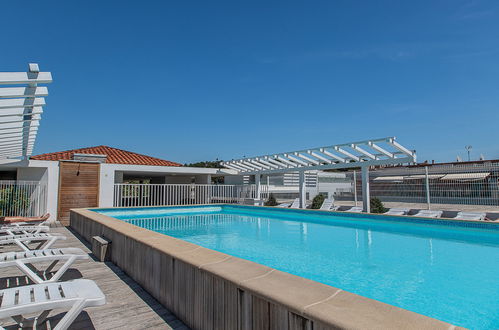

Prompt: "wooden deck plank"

[0,226,189,330]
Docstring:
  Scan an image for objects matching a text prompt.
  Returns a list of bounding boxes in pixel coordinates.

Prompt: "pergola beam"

[0,72,52,85]
[368,141,394,158]
[221,137,416,176]
[351,144,376,159]
[0,98,45,109]
[334,146,360,161]
[0,86,48,98]
[0,64,51,159]
[308,151,332,164]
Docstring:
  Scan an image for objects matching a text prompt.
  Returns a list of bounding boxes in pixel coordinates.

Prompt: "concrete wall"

[70,207,457,330]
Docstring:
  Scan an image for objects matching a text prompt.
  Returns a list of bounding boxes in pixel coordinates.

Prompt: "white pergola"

[0,63,52,159]
[221,137,417,212]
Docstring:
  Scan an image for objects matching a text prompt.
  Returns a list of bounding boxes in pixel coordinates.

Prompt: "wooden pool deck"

[0,226,189,330]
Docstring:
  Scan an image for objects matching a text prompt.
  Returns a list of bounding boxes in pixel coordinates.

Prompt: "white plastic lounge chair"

[320,198,335,210]
[0,279,105,330]
[344,206,363,213]
[383,208,410,216]
[0,248,88,284]
[276,202,291,208]
[289,198,301,209]
[0,225,50,235]
[0,233,66,252]
[453,212,486,221]
[413,210,443,218]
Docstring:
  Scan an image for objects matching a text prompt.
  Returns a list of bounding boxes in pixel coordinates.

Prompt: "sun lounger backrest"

[320,198,334,210]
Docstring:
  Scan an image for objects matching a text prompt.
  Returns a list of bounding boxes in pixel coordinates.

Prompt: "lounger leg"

[45,259,60,273]
[33,240,47,250]
[14,239,30,252]
[42,237,58,250]
[53,299,87,330]
[10,309,51,328]
[48,256,76,282]
[15,260,44,284]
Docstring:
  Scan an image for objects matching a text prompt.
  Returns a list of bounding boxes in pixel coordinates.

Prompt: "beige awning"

[373,176,405,182]
[404,174,444,180]
[440,172,490,181]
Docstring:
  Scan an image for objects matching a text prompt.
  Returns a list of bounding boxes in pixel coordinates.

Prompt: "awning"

[373,176,405,182]
[404,174,444,180]
[440,172,490,181]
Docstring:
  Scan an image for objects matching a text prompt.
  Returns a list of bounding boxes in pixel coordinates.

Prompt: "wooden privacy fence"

[113,184,270,207]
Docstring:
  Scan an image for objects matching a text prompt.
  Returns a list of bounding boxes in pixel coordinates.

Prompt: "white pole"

[299,171,306,208]
[361,166,370,212]
[425,166,431,210]
[255,174,261,202]
[353,170,358,206]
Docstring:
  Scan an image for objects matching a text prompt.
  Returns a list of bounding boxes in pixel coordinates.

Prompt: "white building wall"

[17,167,47,181]
[99,164,235,208]
[164,175,194,184]
[99,164,116,208]
[224,175,245,185]
[20,160,59,223]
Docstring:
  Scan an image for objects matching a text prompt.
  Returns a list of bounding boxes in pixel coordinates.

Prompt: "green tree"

[0,186,31,216]
[311,194,326,209]
[370,197,387,213]
[184,160,223,168]
[264,194,278,206]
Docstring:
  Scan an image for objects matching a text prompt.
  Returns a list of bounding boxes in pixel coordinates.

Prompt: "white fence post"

[425,166,431,210]
[353,170,358,206]
[112,183,270,207]
[361,166,370,212]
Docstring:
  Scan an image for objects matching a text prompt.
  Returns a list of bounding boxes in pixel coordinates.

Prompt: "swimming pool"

[96,205,499,329]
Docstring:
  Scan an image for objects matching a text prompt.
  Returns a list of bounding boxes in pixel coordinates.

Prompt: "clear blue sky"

[1,1,498,163]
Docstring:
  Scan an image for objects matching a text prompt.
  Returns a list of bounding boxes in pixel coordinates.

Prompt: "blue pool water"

[96,205,499,329]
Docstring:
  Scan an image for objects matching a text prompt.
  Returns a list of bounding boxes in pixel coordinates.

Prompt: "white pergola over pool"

[0,63,52,159]
[221,137,417,212]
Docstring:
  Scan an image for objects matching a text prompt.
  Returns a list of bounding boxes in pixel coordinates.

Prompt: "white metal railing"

[0,180,47,217]
[113,184,270,207]
[334,163,499,208]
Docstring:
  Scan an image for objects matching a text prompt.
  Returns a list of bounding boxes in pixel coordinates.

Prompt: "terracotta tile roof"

[30,145,182,167]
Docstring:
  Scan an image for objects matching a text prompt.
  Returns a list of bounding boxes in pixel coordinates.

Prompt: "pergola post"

[255,174,261,201]
[361,166,370,212]
[299,171,306,208]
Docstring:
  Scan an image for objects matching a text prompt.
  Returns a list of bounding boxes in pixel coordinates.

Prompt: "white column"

[299,171,306,208]
[425,166,431,210]
[353,170,358,206]
[361,166,370,212]
[255,174,261,201]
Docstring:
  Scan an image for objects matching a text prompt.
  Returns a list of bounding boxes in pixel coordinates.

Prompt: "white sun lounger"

[0,279,105,330]
[383,208,410,216]
[453,212,486,221]
[413,210,443,218]
[344,206,363,213]
[320,198,334,210]
[0,233,66,252]
[0,248,88,284]
[289,198,301,209]
[0,225,50,235]
[4,218,50,227]
[276,203,291,208]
